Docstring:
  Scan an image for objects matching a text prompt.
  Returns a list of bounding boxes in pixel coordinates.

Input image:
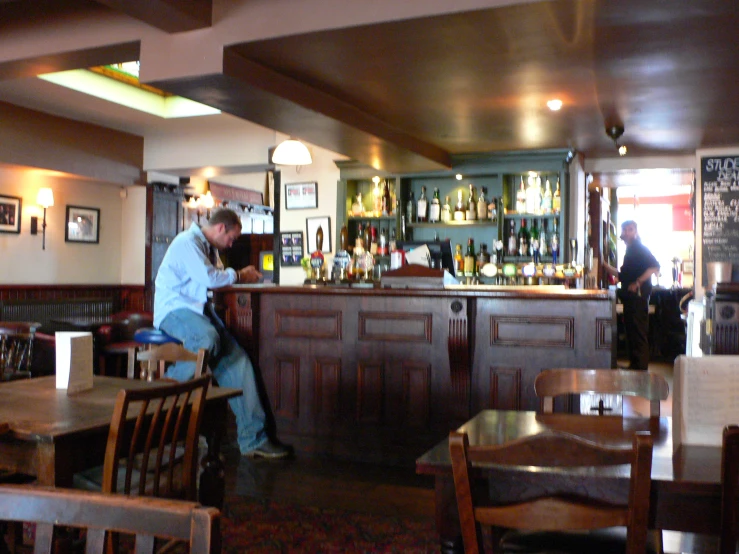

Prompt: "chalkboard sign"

[702,155,739,285]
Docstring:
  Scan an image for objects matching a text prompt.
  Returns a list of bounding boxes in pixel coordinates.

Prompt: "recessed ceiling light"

[455,174,463,180]
[546,99,563,111]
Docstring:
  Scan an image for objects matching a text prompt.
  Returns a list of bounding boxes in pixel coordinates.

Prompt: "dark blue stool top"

[133,328,182,345]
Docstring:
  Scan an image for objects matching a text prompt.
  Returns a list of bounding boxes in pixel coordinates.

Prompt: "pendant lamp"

[271,139,312,166]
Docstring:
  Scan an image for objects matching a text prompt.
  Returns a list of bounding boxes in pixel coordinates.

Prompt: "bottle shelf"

[408,220,499,228]
[348,215,396,221]
[503,213,560,220]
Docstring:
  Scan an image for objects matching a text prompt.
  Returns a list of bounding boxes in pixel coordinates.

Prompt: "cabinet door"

[146,183,183,305]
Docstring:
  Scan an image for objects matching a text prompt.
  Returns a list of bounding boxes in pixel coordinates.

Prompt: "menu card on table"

[673,354,739,450]
[55,331,93,394]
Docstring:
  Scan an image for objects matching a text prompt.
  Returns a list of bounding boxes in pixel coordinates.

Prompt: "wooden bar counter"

[216,284,616,464]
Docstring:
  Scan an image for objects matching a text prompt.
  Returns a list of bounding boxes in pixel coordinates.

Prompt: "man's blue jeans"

[158,306,267,453]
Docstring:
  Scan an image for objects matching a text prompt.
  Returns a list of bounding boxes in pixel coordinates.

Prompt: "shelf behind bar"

[408,220,499,228]
[503,213,560,220]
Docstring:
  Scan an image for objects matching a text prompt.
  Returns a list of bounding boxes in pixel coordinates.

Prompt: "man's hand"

[238,265,263,284]
[627,281,640,294]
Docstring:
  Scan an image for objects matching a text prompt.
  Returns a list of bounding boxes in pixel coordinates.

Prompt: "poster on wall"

[701,155,739,285]
[0,194,22,234]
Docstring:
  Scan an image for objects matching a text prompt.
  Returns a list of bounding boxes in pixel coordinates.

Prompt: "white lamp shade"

[271,139,313,166]
[37,187,54,208]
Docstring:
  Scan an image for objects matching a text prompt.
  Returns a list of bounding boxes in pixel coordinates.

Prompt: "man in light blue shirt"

[154,208,289,459]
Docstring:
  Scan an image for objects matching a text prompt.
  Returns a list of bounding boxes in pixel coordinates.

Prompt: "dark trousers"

[622,293,650,370]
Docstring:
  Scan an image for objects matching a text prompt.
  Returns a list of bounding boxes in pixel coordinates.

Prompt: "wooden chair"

[0,322,41,381]
[127,342,208,382]
[449,429,654,554]
[535,368,669,417]
[74,375,211,501]
[96,311,153,377]
[0,484,220,554]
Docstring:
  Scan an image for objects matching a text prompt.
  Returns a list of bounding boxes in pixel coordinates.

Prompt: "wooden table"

[0,376,241,509]
[416,410,724,554]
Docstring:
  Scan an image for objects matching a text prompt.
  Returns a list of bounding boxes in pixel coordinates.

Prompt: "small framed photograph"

[279,231,304,266]
[0,194,21,234]
[306,216,331,254]
[285,182,318,210]
[65,205,100,244]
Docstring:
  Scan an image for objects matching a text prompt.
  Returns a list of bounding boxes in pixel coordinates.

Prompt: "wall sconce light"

[34,187,54,250]
[271,138,313,166]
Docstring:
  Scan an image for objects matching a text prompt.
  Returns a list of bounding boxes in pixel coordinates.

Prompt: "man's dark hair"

[207,208,242,231]
[621,220,638,231]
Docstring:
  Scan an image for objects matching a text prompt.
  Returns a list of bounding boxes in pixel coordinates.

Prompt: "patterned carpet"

[221,495,438,553]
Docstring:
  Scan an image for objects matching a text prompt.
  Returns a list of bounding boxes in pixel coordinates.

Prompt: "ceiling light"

[546,99,563,111]
[606,125,627,156]
[455,174,463,180]
[271,139,313,166]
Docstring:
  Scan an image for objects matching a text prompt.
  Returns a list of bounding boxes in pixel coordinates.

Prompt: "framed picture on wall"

[65,205,100,244]
[285,182,318,210]
[0,194,22,234]
[306,216,331,254]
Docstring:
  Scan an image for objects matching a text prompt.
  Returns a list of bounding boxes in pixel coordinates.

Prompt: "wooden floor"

[221,359,676,524]
[221,441,435,520]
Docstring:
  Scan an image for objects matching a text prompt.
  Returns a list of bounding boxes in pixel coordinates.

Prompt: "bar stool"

[127,328,182,381]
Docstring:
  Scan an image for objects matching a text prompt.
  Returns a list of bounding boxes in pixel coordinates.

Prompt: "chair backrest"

[0,484,220,554]
[721,425,739,554]
[0,321,40,381]
[535,368,669,417]
[97,311,154,343]
[127,342,208,381]
[449,429,653,554]
[104,375,210,501]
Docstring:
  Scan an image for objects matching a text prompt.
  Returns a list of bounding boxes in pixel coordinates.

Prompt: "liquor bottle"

[363,224,372,254]
[454,190,466,221]
[541,178,553,214]
[530,219,540,264]
[507,220,518,257]
[441,195,452,223]
[417,186,428,223]
[369,226,378,256]
[373,180,382,216]
[553,178,561,214]
[406,191,416,224]
[526,174,541,215]
[477,187,487,220]
[487,196,498,223]
[551,218,560,264]
[377,227,388,256]
[382,180,392,216]
[454,243,464,276]
[515,176,527,213]
[351,192,363,216]
[539,219,548,257]
[466,184,477,220]
[518,218,530,258]
[464,238,476,278]
[476,243,490,274]
[389,228,397,253]
[355,222,363,251]
[429,187,441,222]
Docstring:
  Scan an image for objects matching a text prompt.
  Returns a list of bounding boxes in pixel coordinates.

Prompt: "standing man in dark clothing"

[603,221,660,370]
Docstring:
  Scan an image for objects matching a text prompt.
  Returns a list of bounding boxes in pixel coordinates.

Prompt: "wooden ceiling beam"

[93,0,212,33]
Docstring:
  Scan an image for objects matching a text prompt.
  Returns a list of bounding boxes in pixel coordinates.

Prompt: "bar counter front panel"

[219,285,615,464]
